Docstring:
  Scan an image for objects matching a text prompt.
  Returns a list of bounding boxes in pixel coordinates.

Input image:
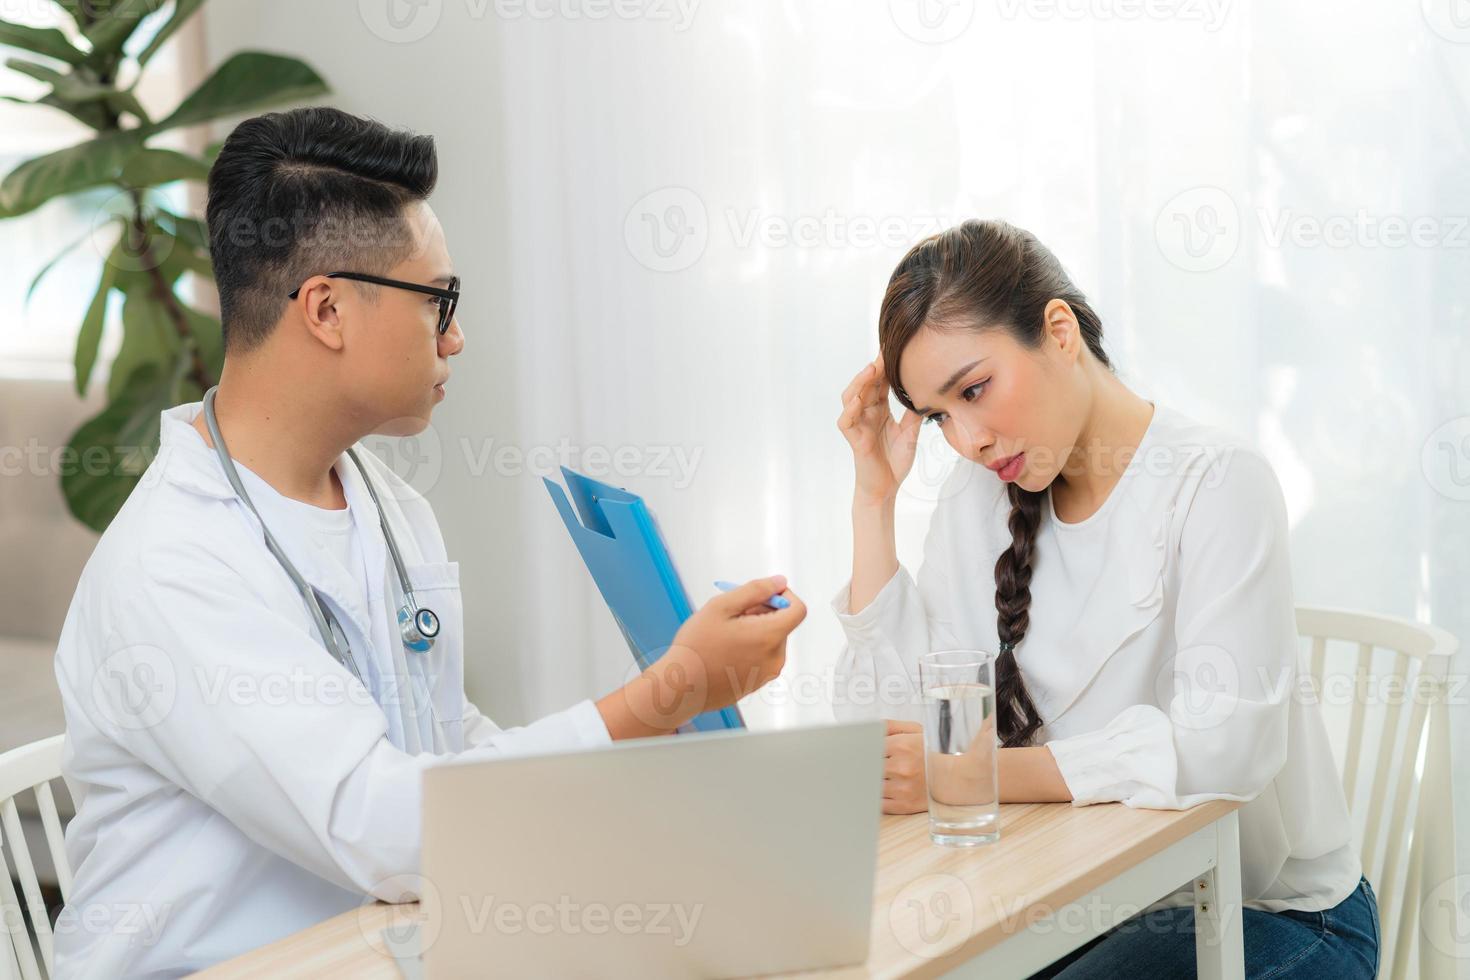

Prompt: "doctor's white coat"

[51,402,610,978]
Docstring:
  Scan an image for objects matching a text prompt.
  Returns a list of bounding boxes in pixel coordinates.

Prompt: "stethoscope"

[201,386,441,686]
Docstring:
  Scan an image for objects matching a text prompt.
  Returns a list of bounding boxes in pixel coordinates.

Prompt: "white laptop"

[418,720,885,979]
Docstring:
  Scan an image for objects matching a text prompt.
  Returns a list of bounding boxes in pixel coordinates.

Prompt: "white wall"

[202,2,543,721]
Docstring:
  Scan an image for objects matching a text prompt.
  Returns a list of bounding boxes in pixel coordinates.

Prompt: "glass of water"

[918,650,1000,847]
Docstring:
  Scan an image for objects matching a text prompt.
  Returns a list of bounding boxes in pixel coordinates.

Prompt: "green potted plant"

[1,0,329,531]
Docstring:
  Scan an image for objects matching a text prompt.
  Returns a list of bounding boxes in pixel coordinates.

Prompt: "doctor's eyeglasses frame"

[287,272,461,335]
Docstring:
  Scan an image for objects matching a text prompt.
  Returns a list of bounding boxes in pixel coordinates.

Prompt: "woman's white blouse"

[831,403,1362,913]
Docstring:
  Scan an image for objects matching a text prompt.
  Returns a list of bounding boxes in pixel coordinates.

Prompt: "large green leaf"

[62,359,177,532]
[1,91,111,130]
[0,129,142,217]
[75,253,120,396]
[108,282,179,402]
[119,147,208,187]
[0,19,84,65]
[155,51,328,132]
[137,0,204,65]
[82,0,164,65]
[7,57,103,98]
[5,56,148,120]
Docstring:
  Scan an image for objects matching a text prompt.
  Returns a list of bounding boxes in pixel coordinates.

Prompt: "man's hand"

[882,719,927,814]
[597,576,807,739]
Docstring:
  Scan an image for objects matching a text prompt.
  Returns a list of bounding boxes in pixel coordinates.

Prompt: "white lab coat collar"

[155,401,436,752]
[156,402,387,633]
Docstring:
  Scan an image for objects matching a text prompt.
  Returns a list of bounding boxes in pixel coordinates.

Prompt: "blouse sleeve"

[830,492,966,725]
[1045,448,1296,809]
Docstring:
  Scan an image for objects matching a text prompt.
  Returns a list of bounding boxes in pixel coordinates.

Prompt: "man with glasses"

[51,106,805,977]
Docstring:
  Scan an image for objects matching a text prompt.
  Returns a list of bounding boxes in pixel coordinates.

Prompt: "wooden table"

[198,799,1243,979]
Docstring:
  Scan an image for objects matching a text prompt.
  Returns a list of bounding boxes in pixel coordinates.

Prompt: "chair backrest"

[1295,606,1458,980]
[0,734,70,980]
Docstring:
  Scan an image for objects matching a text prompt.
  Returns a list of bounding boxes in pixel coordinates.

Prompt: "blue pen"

[713,580,791,610]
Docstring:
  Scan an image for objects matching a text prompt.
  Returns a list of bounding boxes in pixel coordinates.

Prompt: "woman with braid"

[833,220,1378,978]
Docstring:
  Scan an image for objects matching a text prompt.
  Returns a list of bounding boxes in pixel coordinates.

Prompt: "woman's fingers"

[840,360,891,414]
[839,361,877,409]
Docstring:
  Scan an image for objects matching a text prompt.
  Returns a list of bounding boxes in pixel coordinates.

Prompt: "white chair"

[1295,606,1460,980]
[0,734,70,980]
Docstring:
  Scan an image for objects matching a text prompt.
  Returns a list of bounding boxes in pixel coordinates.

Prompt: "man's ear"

[297,279,347,352]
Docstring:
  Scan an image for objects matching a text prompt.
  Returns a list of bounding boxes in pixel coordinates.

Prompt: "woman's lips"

[996,453,1025,482]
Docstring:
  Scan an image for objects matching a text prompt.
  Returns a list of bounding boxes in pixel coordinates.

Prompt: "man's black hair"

[205,106,438,352]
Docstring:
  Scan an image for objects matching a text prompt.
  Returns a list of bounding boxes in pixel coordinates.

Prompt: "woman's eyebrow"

[912,357,987,414]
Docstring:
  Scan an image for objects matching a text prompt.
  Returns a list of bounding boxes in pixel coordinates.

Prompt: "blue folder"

[542,467,744,732]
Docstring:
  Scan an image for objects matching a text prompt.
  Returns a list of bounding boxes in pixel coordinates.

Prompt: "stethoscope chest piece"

[399,604,440,653]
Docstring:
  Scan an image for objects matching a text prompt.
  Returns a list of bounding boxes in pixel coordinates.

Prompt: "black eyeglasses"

[288,271,461,335]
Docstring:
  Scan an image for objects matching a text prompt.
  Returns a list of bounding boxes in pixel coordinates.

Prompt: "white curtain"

[197,2,1467,912]
[464,0,1470,727]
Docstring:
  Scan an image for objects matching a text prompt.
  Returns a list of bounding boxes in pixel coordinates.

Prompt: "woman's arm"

[1001,747,1073,803]
[849,495,899,613]
[838,357,921,614]
[881,723,1072,813]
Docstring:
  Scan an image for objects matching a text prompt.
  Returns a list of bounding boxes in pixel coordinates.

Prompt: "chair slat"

[1308,634,1326,688]
[1361,652,1408,879]
[0,800,52,977]
[1377,678,1430,951]
[0,836,40,980]
[32,785,70,904]
[1341,641,1373,801]
[1391,813,1422,980]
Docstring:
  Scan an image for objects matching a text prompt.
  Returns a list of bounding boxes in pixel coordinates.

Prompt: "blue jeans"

[1029,876,1380,979]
